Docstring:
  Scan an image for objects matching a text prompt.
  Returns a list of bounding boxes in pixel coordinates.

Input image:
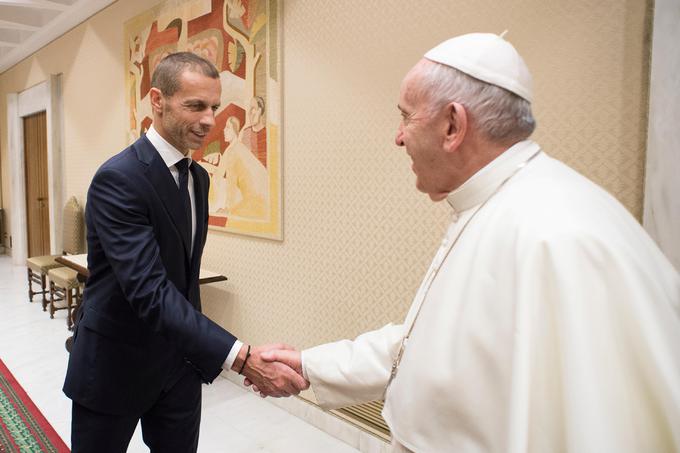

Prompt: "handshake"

[231,344,308,398]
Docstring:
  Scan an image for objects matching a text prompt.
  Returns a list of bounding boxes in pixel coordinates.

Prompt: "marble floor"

[0,255,359,452]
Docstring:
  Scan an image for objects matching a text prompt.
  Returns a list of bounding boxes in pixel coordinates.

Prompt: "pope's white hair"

[417,60,536,144]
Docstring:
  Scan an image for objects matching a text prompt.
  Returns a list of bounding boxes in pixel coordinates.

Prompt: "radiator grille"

[334,400,390,438]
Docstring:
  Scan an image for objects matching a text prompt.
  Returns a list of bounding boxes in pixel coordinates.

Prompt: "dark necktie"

[175,159,192,251]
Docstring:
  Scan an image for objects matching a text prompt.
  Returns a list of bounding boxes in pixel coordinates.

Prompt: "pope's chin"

[416,181,448,202]
[428,192,448,202]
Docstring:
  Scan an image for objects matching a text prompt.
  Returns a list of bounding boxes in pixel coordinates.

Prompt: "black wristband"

[238,345,251,375]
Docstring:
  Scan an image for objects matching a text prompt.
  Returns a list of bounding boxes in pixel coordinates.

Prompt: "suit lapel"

[134,136,191,261]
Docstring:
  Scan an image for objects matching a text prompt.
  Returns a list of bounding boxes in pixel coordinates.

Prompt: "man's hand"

[232,344,308,398]
[243,348,305,397]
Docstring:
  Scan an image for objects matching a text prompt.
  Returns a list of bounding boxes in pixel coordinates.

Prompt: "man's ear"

[444,101,467,152]
[149,87,163,115]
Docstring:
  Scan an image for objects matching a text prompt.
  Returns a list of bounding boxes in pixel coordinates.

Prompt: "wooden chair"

[48,267,82,330]
[26,197,83,310]
[45,197,84,329]
[26,255,62,310]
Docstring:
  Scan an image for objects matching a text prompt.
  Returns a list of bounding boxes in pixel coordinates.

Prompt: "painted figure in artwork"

[239,96,267,167]
[200,116,268,219]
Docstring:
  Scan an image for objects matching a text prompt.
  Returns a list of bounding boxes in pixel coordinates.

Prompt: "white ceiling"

[0,0,118,74]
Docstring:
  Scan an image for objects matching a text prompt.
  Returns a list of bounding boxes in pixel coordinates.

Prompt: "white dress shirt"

[145,125,242,371]
[145,126,197,255]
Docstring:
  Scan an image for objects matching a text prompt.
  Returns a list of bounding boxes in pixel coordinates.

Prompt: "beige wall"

[1,0,650,387]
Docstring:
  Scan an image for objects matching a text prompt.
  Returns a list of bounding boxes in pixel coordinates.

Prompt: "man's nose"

[395,126,404,147]
[200,110,216,129]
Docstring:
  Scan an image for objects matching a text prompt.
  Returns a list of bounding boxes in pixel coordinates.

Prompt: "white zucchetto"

[424,32,533,102]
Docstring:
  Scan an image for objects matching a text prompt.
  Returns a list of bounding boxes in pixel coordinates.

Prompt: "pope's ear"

[444,101,467,152]
[149,87,163,114]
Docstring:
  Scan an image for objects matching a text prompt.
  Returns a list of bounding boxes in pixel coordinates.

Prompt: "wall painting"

[125,0,282,240]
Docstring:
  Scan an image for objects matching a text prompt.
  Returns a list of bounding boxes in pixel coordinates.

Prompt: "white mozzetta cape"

[303,141,680,452]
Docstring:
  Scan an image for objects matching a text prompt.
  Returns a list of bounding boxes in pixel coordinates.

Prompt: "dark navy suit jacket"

[63,135,236,415]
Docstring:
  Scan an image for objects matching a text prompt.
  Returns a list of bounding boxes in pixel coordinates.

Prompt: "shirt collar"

[446,140,541,214]
[146,125,192,169]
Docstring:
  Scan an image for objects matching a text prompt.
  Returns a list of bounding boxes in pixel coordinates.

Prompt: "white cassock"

[302,140,680,452]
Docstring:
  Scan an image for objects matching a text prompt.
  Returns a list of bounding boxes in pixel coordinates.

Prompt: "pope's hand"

[234,344,308,398]
[243,348,307,397]
[260,349,302,376]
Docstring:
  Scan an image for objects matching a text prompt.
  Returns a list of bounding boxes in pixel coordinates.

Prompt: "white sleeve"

[302,323,405,410]
[222,339,244,371]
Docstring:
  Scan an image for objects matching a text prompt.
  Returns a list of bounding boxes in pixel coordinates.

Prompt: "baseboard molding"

[220,372,390,453]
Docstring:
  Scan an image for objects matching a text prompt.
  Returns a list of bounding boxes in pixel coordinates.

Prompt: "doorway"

[8,74,64,265]
[23,111,50,257]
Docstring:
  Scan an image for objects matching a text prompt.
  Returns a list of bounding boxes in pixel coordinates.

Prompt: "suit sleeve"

[87,166,236,382]
[302,322,405,409]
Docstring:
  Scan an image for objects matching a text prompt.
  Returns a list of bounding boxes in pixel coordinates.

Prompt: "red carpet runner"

[0,359,69,452]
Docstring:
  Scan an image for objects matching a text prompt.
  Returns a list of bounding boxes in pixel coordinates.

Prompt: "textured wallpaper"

[0,0,651,385]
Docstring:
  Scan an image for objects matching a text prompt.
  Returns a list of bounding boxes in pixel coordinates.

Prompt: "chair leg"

[49,281,56,319]
[71,285,82,330]
[66,288,73,330]
[67,286,82,331]
[41,273,48,311]
[27,268,34,302]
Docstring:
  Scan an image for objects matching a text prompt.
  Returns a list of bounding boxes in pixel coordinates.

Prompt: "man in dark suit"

[63,52,307,453]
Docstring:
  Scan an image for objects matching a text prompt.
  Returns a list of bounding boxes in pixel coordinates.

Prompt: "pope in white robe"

[260,33,680,452]
[303,139,680,452]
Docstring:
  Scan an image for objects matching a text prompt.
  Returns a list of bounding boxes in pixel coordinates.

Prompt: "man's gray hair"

[418,60,536,143]
[151,52,219,97]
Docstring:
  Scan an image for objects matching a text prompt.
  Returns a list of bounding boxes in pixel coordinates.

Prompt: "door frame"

[7,74,64,265]
[643,0,680,270]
